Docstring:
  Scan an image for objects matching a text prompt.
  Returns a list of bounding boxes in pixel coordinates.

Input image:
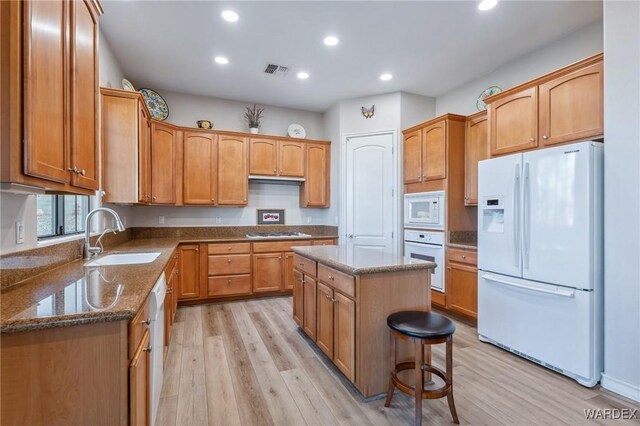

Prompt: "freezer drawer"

[478,272,599,385]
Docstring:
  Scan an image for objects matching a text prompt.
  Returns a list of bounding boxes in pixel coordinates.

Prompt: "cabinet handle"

[143,346,152,353]
[80,169,86,176]
[529,137,535,142]
[331,297,337,303]
[328,275,334,280]
[140,319,151,326]
[325,294,331,300]
[299,263,304,266]
[542,135,548,140]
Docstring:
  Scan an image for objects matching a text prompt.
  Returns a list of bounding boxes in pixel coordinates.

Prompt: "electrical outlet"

[159,215,165,225]
[307,216,312,224]
[215,217,222,224]
[15,221,24,244]
[335,215,339,225]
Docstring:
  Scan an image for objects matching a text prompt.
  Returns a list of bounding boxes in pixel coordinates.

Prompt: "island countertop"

[291,245,436,275]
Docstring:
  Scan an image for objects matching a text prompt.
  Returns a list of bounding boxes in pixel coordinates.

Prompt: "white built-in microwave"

[404,191,445,229]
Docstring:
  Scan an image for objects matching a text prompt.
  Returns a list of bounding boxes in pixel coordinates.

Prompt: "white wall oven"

[404,191,445,229]
[404,229,445,292]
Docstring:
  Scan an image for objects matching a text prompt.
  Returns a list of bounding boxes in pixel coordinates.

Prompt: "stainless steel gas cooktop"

[245,232,312,239]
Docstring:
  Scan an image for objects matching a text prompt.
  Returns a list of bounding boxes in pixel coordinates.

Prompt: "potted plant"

[244,104,265,134]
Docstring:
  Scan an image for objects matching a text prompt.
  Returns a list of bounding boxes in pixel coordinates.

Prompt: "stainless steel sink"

[84,252,161,267]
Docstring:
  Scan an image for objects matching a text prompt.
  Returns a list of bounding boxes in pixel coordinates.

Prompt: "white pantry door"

[345,132,395,253]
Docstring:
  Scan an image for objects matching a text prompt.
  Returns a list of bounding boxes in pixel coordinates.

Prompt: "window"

[36,195,90,239]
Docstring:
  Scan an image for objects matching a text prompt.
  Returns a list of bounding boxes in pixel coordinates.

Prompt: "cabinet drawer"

[312,239,335,246]
[318,264,355,298]
[447,248,477,266]
[208,254,251,275]
[294,254,317,276]
[253,240,311,253]
[208,275,252,297]
[207,242,250,255]
[129,297,151,359]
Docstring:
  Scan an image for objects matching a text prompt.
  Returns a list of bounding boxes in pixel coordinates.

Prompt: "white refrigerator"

[477,141,603,387]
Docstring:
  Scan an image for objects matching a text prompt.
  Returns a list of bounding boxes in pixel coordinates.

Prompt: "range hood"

[248,175,305,185]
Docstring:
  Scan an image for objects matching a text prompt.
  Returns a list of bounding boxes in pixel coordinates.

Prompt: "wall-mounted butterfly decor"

[361,105,375,119]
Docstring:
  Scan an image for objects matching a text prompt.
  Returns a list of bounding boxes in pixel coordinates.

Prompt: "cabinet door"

[177,244,200,300]
[23,0,70,184]
[447,263,478,319]
[316,282,334,358]
[150,123,176,204]
[164,270,173,351]
[249,138,277,176]
[489,87,538,156]
[69,0,99,190]
[278,140,305,177]
[183,131,217,205]
[303,275,317,340]
[292,269,304,327]
[333,292,355,381]
[252,253,283,293]
[138,103,151,203]
[302,143,329,207]
[422,121,446,181]
[283,252,295,290]
[403,130,422,184]
[218,135,248,205]
[539,61,603,146]
[465,114,489,206]
[130,331,150,426]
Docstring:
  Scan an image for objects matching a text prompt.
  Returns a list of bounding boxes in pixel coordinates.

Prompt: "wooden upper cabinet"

[278,140,305,177]
[422,121,446,181]
[539,61,604,146]
[150,122,176,204]
[301,143,330,208]
[218,135,248,205]
[138,102,151,203]
[249,138,277,176]
[403,130,422,184]
[489,86,538,156]
[183,131,217,205]
[465,112,489,206]
[23,0,70,184]
[69,0,99,190]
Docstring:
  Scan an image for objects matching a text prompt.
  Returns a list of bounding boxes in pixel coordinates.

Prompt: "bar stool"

[384,311,459,426]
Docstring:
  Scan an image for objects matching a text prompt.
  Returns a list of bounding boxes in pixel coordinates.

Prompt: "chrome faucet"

[84,207,126,260]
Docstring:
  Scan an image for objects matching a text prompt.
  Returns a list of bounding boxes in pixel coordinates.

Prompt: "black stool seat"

[387,311,456,339]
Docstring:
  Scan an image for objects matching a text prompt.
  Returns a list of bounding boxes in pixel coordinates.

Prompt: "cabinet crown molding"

[402,113,467,134]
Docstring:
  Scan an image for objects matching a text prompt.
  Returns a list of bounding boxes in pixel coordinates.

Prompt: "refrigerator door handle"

[481,274,575,298]
[513,164,521,267]
[523,162,531,269]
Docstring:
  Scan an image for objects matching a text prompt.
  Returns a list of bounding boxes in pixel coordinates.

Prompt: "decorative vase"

[249,127,259,134]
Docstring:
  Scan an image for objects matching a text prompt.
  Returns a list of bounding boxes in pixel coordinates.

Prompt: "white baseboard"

[601,374,640,402]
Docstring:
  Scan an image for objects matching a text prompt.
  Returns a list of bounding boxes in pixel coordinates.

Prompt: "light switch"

[16,221,24,244]
[307,216,312,224]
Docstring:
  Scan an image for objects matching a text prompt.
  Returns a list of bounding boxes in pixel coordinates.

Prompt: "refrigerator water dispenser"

[482,196,505,233]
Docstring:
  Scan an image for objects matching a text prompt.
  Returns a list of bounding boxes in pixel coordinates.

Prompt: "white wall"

[99,29,125,89]
[601,0,640,402]
[148,90,326,140]
[435,20,603,115]
[400,92,437,130]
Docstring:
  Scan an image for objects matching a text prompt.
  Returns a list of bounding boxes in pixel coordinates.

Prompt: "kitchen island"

[291,245,436,397]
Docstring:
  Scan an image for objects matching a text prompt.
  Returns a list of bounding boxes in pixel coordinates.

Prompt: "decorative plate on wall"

[140,88,169,121]
[287,123,306,139]
[121,78,136,92]
[476,85,502,111]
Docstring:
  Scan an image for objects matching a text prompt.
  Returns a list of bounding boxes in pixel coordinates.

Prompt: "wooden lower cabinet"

[177,244,200,300]
[445,248,478,319]
[253,253,284,292]
[316,282,334,357]
[302,275,317,340]
[207,275,251,297]
[333,292,356,381]
[284,252,296,290]
[292,269,304,327]
[130,330,151,426]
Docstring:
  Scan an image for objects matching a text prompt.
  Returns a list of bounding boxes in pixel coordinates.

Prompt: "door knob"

[348,234,354,239]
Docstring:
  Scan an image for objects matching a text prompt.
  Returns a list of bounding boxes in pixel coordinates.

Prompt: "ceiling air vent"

[264,63,289,77]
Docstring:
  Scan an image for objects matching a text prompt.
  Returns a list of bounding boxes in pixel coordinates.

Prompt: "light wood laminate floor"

[157,297,639,426]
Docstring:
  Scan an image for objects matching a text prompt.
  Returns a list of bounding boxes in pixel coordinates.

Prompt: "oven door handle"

[404,241,443,249]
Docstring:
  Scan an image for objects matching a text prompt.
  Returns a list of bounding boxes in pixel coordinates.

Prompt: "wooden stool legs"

[384,331,459,426]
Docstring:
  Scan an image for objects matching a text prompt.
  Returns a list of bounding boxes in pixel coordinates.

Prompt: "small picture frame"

[257,209,285,225]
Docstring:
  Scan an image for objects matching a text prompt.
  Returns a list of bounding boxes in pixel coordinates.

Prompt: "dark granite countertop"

[446,242,478,251]
[0,232,338,334]
[291,245,436,275]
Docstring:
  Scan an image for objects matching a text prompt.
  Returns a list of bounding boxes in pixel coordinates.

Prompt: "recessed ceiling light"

[323,36,339,46]
[297,71,310,80]
[379,73,393,81]
[214,56,229,65]
[221,10,239,22]
[478,0,498,11]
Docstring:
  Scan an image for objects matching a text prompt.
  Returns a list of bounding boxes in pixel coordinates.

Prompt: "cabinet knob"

[273,169,276,173]
[328,275,334,280]
[143,346,152,353]
[153,196,157,201]
[542,135,548,140]
[529,137,535,142]
[80,169,86,176]
[227,258,232,263]
[228,279,231,284]
[331,297,337,303]
[462,255,466,259]
[140,319,151,326]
